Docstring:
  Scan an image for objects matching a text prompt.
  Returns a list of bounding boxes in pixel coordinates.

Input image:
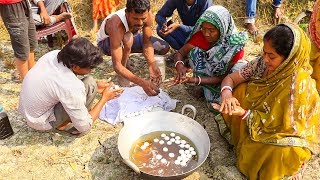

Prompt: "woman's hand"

[175,63,189,83]
[212,103,245,116]
[220,96,241,115]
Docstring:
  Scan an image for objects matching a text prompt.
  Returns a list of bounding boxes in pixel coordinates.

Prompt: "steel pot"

[117,105,210,179]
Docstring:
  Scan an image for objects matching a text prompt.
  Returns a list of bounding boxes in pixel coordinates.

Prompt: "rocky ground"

[0,31,320,180]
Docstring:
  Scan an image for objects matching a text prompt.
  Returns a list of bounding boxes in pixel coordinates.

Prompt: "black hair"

[263,24,294,59]
[57,37,103,69]
[126,0,150,14]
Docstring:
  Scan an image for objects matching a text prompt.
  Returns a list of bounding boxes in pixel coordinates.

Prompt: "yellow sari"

[309,0,320,93]
[216,24,320,179]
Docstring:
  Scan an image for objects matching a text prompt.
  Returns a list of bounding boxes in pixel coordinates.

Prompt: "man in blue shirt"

[155,0,211,50]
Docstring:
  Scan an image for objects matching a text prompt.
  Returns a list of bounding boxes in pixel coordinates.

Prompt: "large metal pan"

[117,105,210,179]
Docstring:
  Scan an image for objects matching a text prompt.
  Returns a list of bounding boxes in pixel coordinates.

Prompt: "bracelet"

[220,86,233,93]
[240,109,251,119]
[197,76,201,85]
[175,60,184,68]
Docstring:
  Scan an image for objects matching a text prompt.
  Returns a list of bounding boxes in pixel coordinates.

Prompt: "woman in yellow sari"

[212,23,320,179]
[309,0,320,93]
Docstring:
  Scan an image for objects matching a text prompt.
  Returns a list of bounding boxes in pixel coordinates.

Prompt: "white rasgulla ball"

[163,147,168,152]
[114,85,120,90]
[175,140,181,144]
[187,154,192,158]
[191,151,196,155]
[161,158,167,164]
[181,140,186,144]
[177,156,183,161]
[140,145,146,150]
[179,149,184,154]
[174,160,181,165]
[144,142,150,146]
[189,147,194,151]
[164,136,170,141]
[181,153,187,158]
[185,150,190,154]
[156,154,162,160]
[175,136,181,140]
[179,144,185,148]
[159,140,165,145]
[170,133,175,137]
[180,161,187,166]
[154,138,159,143]
[161,133,166,138]
[185,144,190,148]
[167,141,172,145]
[170,138,175,142]
[169,153,175,158]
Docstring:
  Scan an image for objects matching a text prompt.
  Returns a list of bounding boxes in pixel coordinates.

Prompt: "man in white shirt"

[19,37,123,135]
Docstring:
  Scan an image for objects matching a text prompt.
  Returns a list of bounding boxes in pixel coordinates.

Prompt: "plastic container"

[154,55,166,81]
[0,105,14,140]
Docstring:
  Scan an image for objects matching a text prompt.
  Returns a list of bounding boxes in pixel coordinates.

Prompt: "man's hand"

[141,79,160,96]
[97,78,112,93]
[160,22,180,36]
[149,62,162,87]
[101,83,124,101]
[40,10,50,25]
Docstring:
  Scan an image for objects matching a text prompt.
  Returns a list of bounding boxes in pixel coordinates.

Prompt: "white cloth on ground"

[99,86,177,125]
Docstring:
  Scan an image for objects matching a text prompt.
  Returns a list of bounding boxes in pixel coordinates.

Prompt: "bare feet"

[245,23,258,35]
[53,12,72,23]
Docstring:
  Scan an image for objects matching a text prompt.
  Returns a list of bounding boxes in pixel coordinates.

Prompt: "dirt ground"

[1,12,320,180]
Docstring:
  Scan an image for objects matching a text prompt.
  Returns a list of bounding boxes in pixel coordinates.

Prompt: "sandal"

[245,23,259,35]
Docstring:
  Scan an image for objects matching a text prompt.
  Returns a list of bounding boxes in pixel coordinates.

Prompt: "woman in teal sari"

[173,5,248,111]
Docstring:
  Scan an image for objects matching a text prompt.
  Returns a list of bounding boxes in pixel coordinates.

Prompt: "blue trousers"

[246,0,282,21]
[156,25,192,50]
